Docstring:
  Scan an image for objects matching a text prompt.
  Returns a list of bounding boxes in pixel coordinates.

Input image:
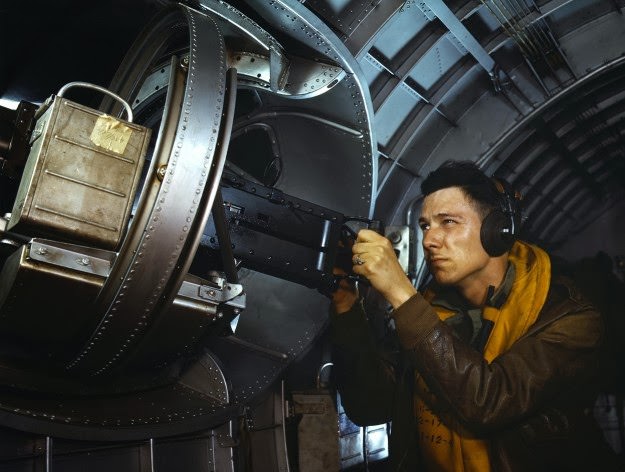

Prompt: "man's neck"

[457,255,509,307]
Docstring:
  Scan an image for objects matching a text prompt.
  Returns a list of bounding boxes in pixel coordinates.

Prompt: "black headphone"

[480,178,522,257]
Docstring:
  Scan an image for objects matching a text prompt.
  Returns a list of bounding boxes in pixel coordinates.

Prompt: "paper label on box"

[90,115,132,154]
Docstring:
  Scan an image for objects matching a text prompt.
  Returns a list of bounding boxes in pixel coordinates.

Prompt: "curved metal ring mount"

[65,4,230,377]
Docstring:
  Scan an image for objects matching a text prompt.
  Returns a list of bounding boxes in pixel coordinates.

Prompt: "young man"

[331,161,622,471]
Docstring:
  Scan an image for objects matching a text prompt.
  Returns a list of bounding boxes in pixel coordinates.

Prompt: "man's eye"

[419,223,429,231]
[443,219,456,225]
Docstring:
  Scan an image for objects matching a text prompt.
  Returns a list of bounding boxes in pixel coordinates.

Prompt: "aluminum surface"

[196,0,346,98]
[246,0,377,217]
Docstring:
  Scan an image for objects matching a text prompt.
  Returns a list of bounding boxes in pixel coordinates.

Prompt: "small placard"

[90,115,132,154]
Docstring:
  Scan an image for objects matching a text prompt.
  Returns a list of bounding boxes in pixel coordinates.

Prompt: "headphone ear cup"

[481,210,514,257]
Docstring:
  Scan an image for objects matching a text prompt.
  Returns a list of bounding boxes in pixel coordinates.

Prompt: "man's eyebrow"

[418,212,464,223]
[429,212,465,221]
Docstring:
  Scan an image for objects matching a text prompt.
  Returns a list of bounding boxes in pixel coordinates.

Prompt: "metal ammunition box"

[8,94,150,249]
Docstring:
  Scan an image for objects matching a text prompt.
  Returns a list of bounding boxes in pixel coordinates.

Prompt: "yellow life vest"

[415,241,551,471]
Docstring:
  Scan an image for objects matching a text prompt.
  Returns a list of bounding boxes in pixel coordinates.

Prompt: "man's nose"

[422,226,442,249]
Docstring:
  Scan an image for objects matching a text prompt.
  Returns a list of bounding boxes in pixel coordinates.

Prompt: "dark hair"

[420,160,500,219]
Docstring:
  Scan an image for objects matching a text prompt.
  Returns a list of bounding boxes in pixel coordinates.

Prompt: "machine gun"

[0,91,412,300]
[0,86,413,391]
[198,170,390,297]
[0,94,404,300]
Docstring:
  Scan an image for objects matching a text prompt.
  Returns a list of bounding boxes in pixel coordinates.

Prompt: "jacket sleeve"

[330,302,402,425]
[392,292,604,433]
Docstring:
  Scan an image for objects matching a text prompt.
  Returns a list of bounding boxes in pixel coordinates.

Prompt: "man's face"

[419,187,491,287]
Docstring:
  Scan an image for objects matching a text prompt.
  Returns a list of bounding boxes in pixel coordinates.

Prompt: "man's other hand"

[331,268,359,314]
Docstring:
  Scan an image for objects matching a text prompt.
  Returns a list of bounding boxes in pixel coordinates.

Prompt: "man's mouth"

[428,257,448,269]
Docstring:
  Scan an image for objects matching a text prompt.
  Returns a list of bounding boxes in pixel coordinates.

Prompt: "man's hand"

[352,229,417,309]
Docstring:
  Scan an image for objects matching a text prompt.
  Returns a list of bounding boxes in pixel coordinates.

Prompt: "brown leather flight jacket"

[331,276,624,471]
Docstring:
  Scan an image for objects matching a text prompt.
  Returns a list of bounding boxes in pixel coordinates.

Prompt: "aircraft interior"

[1,0,624,470]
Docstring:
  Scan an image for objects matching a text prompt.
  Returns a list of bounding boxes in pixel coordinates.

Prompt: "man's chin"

[432,271,456,286]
